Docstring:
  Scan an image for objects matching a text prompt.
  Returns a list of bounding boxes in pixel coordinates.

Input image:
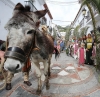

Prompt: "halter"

[4,12,38,63]
[4,31,36,63]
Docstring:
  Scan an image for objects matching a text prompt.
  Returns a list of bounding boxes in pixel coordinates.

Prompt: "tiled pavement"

[0,52,100,97]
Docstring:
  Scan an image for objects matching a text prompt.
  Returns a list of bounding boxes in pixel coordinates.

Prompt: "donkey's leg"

[37,77,42,94]
[48,55,52,77]
[43,60,50,90]
[48,59,51,77]
[32,61,42,94]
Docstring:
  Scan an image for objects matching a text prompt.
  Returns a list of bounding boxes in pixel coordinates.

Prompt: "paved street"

[0,52,100,97]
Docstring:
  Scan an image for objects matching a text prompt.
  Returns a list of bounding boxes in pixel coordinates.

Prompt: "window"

[79,18,84,27]
[86,11,91,22]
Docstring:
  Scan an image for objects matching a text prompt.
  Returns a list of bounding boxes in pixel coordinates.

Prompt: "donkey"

[4,3,58,94]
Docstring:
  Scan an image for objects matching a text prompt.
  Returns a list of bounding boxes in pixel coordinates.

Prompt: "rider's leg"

[23,71,32,86]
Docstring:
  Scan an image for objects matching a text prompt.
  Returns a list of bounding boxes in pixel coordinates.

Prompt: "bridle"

[4,12,38,63]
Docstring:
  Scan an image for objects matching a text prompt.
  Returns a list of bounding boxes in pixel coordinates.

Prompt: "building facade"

[0,0,53,40]
[0,0,15,40]
[71,1,100,36]
[26,0,53,26]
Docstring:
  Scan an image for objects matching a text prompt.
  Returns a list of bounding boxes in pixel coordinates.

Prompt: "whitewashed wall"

[0,0,52,40]
[12,0,52,26]
[72,5,94,35]
[0,0,14,40]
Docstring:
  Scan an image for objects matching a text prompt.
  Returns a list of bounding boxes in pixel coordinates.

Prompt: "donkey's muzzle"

[4,47,26,62]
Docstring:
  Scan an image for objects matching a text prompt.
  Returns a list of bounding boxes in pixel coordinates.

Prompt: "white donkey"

[4,3,59,94]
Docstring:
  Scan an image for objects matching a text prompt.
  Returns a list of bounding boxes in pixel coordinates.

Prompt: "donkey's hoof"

[36,89,41,95]
[46,84,50,90]
[48,72,51,77]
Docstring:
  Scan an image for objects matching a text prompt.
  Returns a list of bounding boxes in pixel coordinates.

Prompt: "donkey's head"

[4,3,48,73]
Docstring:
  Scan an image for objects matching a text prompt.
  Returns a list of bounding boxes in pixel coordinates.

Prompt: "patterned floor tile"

[52,66,61,70]
[58,70,69,76]
[76,67,87,72]
[0,53,99,97]
[65,66,75,70]
[69,73,80,80]
[50,76,72,84]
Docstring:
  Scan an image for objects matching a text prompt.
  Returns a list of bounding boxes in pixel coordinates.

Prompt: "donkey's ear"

[34,9,48,19]
[14,3,25,11]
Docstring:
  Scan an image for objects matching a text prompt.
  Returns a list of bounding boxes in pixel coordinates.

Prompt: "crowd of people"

[66,33,97,67]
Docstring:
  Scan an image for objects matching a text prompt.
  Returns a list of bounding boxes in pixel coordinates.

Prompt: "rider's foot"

[6,83,12,90]
[24,81,32,86]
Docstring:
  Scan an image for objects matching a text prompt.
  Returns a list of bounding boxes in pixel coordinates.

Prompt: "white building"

[0,0,14,40]
[26,0,53,27]
[0,0,53,40]
[71,0,100,35]
[52,24,62,39]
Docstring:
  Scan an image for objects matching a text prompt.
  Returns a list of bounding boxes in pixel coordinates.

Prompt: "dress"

[73,43,78,59]
[78,47,86,65]
[86,38,93,65]
[57,44,60,53]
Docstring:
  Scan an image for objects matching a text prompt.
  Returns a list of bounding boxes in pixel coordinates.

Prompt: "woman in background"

[77,43,86,67]
[85,34,93,65]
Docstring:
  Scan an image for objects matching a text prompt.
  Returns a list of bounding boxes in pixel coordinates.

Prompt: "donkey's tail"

[54,47,60,59]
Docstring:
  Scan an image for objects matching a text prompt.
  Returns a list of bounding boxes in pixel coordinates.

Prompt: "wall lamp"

[82,8,88,19]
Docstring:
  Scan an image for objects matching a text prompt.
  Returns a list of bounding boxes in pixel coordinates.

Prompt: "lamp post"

[82,8,88,18]
[82,8,88,28]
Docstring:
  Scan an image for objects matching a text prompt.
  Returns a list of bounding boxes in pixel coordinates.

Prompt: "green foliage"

[96,46,100,70]
[81,0,100,71]
[73,25,80,38]
[82,0,100,42]
[87,0,100,14]
[80,26,89,37]
[82,0,100,14]
[96,31,100,43]
[57,25,70,32]
[65,27,72,43]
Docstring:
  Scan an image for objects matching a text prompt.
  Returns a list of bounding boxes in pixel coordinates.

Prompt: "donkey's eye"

[27,30,35,34]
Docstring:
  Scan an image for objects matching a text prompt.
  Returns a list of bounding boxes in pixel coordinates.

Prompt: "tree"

[73,25,80,39]
[81,0,100,42]
[88,0,100,14]
[80,26,89,37]
[65,27,72,43]
[81,0,100,70]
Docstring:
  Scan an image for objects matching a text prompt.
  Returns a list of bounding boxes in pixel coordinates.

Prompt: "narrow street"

[0,51,100,97]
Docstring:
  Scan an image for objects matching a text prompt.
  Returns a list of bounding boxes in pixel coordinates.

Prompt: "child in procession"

[77,42,86,67]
